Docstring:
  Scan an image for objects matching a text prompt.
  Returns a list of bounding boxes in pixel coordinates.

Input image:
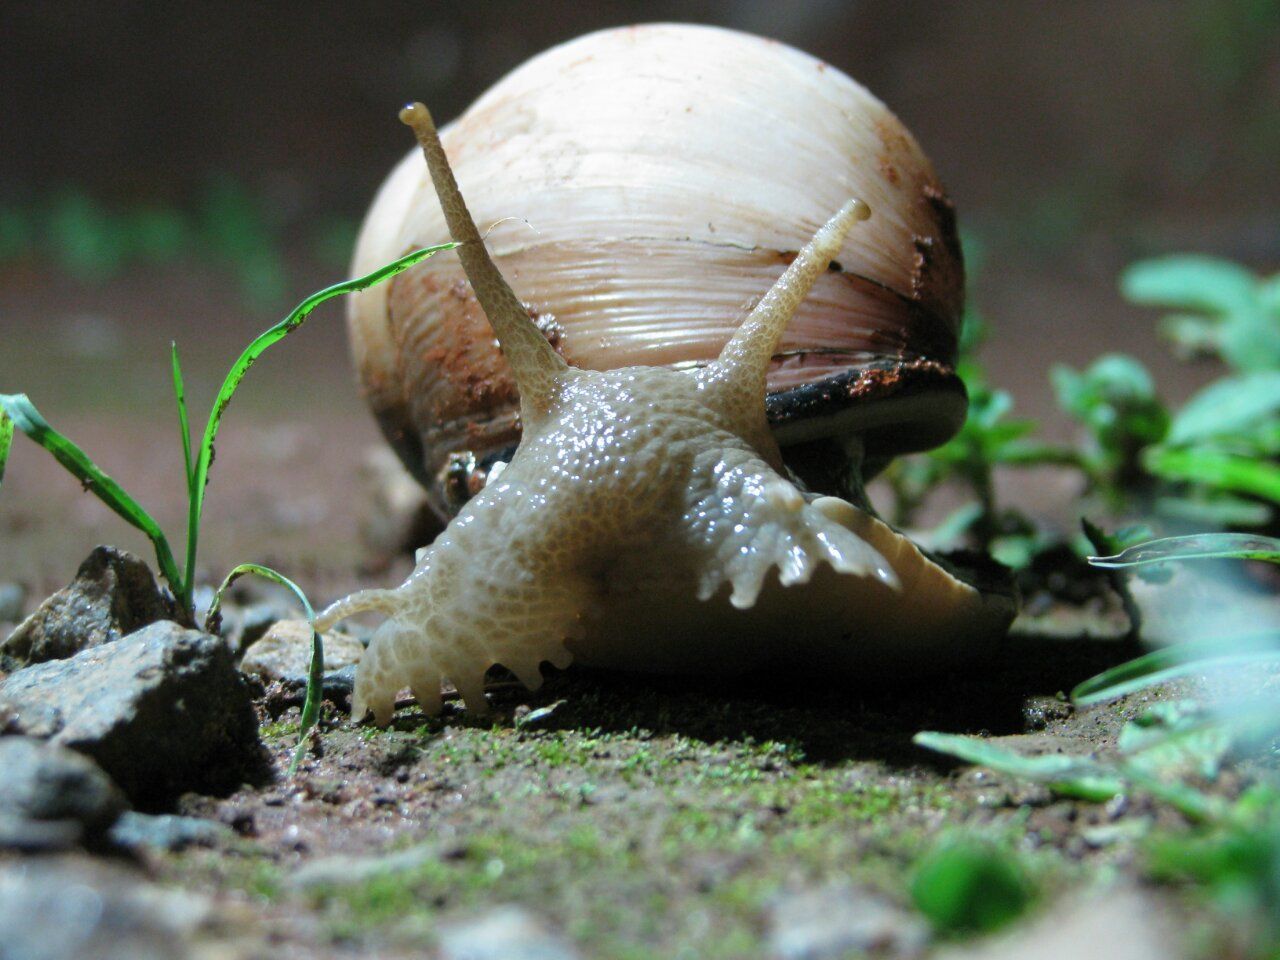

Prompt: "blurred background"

[1,0,1277,589]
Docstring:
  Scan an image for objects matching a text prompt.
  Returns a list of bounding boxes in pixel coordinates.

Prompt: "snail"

[348,24,966,518]
[315,76,1015,724]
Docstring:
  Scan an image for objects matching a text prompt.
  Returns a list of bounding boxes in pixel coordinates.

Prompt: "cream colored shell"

[320,102,1011,724]
[349,24,963,516]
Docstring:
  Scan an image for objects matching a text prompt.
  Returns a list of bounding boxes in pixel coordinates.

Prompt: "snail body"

[319,101,1013,724]
[350,24,966,517]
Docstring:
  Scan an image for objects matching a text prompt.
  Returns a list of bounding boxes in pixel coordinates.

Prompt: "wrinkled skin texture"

[324,361,893,724]
[319,104,1007,724]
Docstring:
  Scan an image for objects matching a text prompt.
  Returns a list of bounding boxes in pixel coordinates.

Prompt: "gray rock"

[228,598,301,656]
[768,883,929,959]
[263,664,359,714]
[438,906,582,960]
[240,618,365,683]
[0,736,127,852]
[0,857,251,960]
[1,547,171,670]
[0,581,26,622]
[0,621,266,809]
[108,811,234,852]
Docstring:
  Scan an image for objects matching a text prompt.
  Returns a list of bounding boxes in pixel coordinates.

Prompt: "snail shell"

[350,23,965,518]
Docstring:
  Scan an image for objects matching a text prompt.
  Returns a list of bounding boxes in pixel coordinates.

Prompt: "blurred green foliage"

[1121,256,1280,371]
[886,246,1280,553]
[0,181,358,309]
[910,840,1034,935]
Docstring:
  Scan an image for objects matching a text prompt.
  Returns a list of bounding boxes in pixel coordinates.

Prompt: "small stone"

[107,811,234,852]
[438,906,582,960]
[0,856,256,960]
[0,621,266,809]
[767,882,929,959]
[1022,696,1073,732]
[229,598,302,655]
[0,736,127,852]
[240,619,365,683]
[0,581,26,622]
[934,884,1183,960]
[1,547,171,670]
[289,843,442,890]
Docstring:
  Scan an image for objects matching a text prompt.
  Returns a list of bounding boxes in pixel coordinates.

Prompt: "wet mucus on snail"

[319,26,1015,723]
[348,24,967,522]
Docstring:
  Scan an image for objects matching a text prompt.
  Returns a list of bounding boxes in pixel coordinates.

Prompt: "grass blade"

[0,404,12,490]
[170,342,193,493]
[1089,533,1280,568]
[1071,633,1280,706]
[0,392,184,602]
[913,731,1123,801]
[182,243,456,611]
[205,562,324,776]
[914,731,1222,821]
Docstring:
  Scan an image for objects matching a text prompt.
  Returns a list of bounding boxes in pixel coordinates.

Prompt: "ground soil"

[0,264,1269,958]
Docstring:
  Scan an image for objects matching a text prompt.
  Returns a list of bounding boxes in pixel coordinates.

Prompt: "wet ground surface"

[142,627,1218,959]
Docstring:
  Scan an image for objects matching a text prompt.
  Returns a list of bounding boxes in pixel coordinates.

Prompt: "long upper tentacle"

[699,199,871,424]
[315,588,399,633]
[399,102,567,419]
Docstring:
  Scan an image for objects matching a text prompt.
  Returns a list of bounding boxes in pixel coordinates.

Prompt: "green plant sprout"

[1,243,455,762]
[204,562,323,774]
[1050,354,1169,507]
[1054,354,1280,526]
[0,243,453,622]
[916,531,1280,823]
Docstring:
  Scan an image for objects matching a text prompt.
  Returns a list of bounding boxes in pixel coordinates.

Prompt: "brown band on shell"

[765,358,967,454]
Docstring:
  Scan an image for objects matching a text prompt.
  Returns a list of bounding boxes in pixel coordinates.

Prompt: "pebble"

[0,547,170,670]
[288,842,443,891]
[0,736,127,853]
[0,621,265,808]
[0,856,256,960]
[240,618,365,683]
[767,882,929,959]
[934,884,1183,960]
[438,906,582,960]
[107,812,234,852]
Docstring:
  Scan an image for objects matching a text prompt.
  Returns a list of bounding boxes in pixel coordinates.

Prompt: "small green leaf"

[1168,372,1280,445]
[1154,492,1273,528]
[1159,314,1221,357]
[1143,447,1280,503]
[1121,255,1257,314]
[0,404,12,490]
[0,393,184,602]
[913,731,1123,801]
[911,841,1033,935]
[170,342,193,494]
[1089,532,1280,568]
